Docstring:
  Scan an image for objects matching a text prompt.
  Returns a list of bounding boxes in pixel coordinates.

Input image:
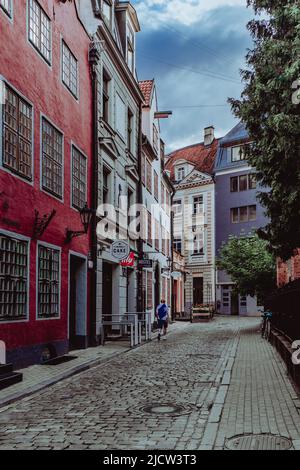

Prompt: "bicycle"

[260,310,272,341]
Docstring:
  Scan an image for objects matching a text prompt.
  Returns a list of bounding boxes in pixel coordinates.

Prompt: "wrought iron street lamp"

[65,203,94,243]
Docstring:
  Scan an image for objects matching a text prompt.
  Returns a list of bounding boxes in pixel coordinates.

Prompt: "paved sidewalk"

[212,321,300,450]
[0,322,186,409]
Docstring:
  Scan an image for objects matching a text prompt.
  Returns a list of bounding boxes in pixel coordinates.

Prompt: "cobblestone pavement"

[0,317,299,450]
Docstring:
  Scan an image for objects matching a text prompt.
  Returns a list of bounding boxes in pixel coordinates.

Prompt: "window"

[176,167,185,181]
[231,145,246,162]
[62,41,78,98]
[230,174,257,192]
[231,208,239,224]
[249,174,257,190]
[240,295,247,307]
[72,146,86,210]
[161,183,165,206]
[154,171,159,201]
[116,93,126,138]
[161,227,166,255]
[173,237,182,254]
[155,220,159,251]
[239,175,248,191]
[249,205,257,221]
[0,0,12,17]
[141,154,146,186]
[102,70,110,123]
[103,166,110,204]
[28,0,51,63]
[146,159,152,193]
[38,245,60,319]
[127,25,135,72]
[153,124,158,153]
[173,200,182,216]
[239,206,248,222]
[102,0,112,26]
[0,234,28,322]
[146,271,153,310]
[193,196,204,215]
[147,211,152,246]
[127,42,134,72]
[231,205,257,223]
[193,233,204,255]
[230,177,238,193]
[2,84,33,180]
[127,108,133,152]
[41,118,63,199]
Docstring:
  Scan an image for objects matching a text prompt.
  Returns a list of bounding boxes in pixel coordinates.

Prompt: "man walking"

[156,299,169,341]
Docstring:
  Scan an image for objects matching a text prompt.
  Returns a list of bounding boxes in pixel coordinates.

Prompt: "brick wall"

[277,250,300,287]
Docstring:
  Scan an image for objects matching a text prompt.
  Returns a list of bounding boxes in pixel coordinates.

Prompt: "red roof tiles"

[139,80,154,107]
[166,139,219,181]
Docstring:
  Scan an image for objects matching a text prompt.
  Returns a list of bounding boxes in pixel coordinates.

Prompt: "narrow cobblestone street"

[0,317,299,450]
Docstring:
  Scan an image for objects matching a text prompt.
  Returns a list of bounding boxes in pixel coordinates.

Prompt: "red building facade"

[277,250,300,288]
[0,0,93,367]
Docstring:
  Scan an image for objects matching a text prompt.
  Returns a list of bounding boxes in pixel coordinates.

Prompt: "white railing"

[102,312,152,348]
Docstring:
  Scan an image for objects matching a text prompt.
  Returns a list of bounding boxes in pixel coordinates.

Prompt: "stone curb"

[199,325,241,450]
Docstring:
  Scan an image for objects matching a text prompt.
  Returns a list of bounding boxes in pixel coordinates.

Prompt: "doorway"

[231,291,239,316]
[102,262,113,319]
[154,263,160,309]
[69,254,87,350]
[193,277,204,306]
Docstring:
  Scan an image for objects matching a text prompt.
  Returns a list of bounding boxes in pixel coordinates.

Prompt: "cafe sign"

[111,241,130,261]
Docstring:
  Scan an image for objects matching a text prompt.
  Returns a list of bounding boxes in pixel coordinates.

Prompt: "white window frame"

[0,77,34,186]
[0,0,13,19]
[173,199,182,216]
[27,0,52,66]
[36,241,61,321]
[71,143,87,211]
[40,113,64,203]
[176,166,185,181]
[231,145,246,162]
[61,39,79,100]
[0,229,30,324]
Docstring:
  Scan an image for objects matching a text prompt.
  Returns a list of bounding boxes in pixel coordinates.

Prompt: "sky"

[132,0,255,152]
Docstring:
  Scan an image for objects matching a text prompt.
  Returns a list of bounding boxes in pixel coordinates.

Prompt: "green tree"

[229,0,300,260]
[217,235,276,300]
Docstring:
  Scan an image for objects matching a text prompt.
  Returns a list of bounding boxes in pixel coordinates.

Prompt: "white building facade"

[166,127,218,315]
[139,80,173,321]
[79,0,144,339]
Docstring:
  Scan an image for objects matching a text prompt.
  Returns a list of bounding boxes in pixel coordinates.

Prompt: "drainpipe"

[137,103,144,313]
[89,44,100,346]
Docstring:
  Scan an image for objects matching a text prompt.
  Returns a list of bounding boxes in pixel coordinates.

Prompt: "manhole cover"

[225,434,293,451]
[141,403,193,417]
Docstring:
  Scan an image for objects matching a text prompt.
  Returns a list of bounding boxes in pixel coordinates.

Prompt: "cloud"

[133,0,253,152]
[134,0,247,28]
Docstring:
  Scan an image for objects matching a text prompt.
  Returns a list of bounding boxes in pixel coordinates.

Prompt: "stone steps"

[0,364,23,391]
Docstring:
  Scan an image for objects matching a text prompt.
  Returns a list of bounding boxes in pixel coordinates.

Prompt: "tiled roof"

[166,139,220,181]
[139,80,154,107]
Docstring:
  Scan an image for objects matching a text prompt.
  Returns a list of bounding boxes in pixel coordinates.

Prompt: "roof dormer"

[115,2,140,75]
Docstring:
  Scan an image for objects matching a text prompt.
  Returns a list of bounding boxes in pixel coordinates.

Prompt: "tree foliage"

[229,0,300,260]
[217,234,276,300]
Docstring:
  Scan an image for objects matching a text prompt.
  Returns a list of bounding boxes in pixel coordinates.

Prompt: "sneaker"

[158,333,161,341]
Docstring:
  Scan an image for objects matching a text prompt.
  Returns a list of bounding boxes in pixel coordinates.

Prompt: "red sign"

[120,252,135,267]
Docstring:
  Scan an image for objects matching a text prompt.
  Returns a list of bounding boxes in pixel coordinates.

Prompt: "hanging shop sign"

[111,241,130,261]
[138,259,153,268]
[120,252,135,267]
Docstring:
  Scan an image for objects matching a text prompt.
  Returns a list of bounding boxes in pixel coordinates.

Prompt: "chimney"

[204,126,215,146]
